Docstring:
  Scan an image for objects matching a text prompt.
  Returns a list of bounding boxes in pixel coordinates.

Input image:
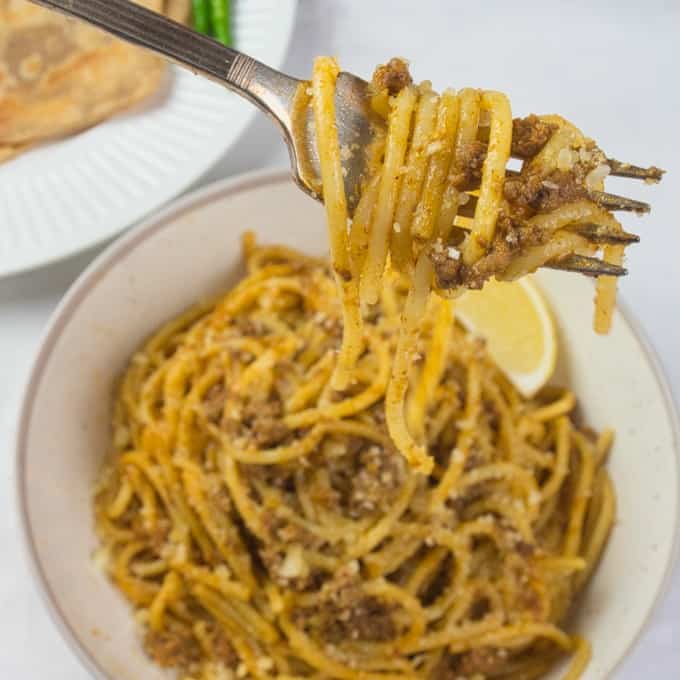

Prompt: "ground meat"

[206,623,238,667]
[348,445,406,517]
[225,398,291,448]
[431,236,522,291]
[450,140,488,189]
[262,512,317,546]
[231,316,270,336]
[430,250,463,288]
[511,115,556,158]
[468,597,491,621]
[433,647,509,678]
[144,628,201,669]
[203,384,226,423]
[301,572,397,644]
[258,510,324,589]
[248,463,295,492]
[515,539,535,558]
[322,594,396,642]
[372,57,413,95]
[147,519,171,552]
[457,647,509,676]
[504,169,587,214]
[207,482,231,514]
[325,441,406,519]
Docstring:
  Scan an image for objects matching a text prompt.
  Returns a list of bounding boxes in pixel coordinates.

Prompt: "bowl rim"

[14,168,680,680]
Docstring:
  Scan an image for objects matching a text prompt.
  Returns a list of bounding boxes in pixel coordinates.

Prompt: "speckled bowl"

[15,170,680,679]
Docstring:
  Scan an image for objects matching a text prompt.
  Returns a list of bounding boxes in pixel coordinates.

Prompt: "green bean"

[209,0,232,46]
[192,0,211,35]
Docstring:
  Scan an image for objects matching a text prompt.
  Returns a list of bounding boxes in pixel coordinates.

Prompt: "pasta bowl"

[15,170,680,679]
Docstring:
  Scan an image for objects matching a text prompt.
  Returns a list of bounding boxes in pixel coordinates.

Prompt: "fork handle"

[28,0,300,122]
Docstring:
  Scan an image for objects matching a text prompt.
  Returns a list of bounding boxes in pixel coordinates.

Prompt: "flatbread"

[0,0,179,159]
[164,0,192,23]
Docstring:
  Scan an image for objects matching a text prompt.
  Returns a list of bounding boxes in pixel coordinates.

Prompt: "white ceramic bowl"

[16,170,680,680]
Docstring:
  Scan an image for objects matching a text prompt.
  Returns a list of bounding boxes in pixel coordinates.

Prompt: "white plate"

[0,1,296,279]
[16,171,680,680]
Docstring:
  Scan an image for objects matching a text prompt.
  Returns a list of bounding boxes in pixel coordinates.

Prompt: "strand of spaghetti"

[537,556,587,572]
[113,541,159,605]
[284,352,335,412]
[402,614,505,653]
[594,427,615,468]
[311,57,350,276]
[411,89,460,244]
[362,85,417,305]
[564,432,596,556]
[462,91,512,264]
[407,299,455,438]
[348,476,418,558]
[525,200,621,234]
[391,83,439,272]
[220,456,267,540]
[363,535,423,578]
[349,125,387,279]
[405,545,448,597]
[106,478,134,519]
[562,637,592,680]
[465,495,534,541]
[539,416,572,502]
[457,462,540,507]
[175,563,250,600]
[148,570,182,632]
[498,231,594,282]
[311,57,362,390]
[530,391,576,422]
[363,579,427,650]
[447,622,573,654]
[428,354,480,506]
[385,253,434,473]
[348,172,381,279]
[577,471,616,587]
[594,244,624,334]
[210,423,326,465]
[436,88,481,238]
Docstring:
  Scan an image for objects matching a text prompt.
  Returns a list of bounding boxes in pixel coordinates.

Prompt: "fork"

[30,0,660,279]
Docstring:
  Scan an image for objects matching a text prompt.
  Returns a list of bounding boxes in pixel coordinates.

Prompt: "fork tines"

[589,190,650,214]
[607,159,665,182]
[544,254,628,277]
[567,223,640,245]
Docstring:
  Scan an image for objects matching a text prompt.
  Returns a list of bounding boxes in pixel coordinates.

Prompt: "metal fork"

[30,0,660,279]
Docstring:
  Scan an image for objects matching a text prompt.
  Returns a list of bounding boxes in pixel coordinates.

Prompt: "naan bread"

[0,0,184,161]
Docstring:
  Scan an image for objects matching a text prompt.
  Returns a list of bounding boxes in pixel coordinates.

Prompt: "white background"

[1,0,679,677]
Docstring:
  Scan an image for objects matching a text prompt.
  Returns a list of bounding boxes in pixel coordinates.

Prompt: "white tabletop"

[1,1,679,677]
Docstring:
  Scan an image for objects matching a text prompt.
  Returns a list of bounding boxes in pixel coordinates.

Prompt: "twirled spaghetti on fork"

[309,56,661,472]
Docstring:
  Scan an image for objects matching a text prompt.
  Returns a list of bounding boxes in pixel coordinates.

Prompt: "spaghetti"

[95,238,616,680]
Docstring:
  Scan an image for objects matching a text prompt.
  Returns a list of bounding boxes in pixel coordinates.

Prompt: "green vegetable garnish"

[192,0,211,35]
[209,0,232,46]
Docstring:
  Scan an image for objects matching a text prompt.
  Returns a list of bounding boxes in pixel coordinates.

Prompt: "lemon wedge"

[454,277,557,397]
